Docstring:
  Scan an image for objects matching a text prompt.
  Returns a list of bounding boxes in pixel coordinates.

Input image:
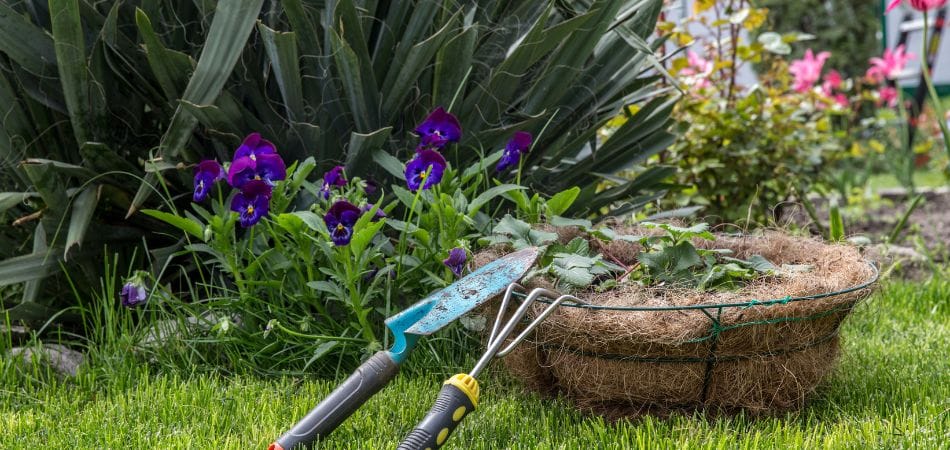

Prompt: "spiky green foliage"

[0,0,675,323]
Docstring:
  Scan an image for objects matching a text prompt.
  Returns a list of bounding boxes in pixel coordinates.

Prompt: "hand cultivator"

[397,284,587,450]
[270,248,540,450]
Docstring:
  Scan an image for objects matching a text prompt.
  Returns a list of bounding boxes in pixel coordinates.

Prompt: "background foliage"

[754,0,881,78]
[0,0,675,342]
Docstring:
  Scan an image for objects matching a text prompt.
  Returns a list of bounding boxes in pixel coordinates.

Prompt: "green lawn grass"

[2,278,948,449]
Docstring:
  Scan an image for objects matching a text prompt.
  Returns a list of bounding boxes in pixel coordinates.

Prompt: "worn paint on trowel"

[398,247,538,336]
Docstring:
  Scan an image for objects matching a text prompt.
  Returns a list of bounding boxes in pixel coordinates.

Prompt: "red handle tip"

[268,443,284,450]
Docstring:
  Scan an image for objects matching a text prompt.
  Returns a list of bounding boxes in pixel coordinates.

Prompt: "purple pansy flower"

[321,166,347,199]
[405,150,447,192]
[443,248,467,277]
[227,153,286,188]
[496,131,533,172]
[362,179,380,198]
[324,200,362,246]
[120,272,148,308]
[414,107,461,151]
[193,160,224,202]
[362,203,386,222]
[233,133,277,162]
[230,180,272,228]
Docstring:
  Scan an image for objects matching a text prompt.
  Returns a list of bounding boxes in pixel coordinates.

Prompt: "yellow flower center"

[419,172,427,180]
[254,175,262,181]
[336,224,345,231]
[250,154,257,161]
[246,205,254,214]
[198,180,204,189]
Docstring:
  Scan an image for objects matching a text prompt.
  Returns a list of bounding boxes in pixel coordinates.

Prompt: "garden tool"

[270,247,539,450]
[397,285,587,450]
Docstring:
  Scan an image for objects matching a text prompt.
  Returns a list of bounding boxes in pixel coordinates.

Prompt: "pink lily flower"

[886,0,948,12]
[878,86,900,108]
[789,49,831,93]
[821,70,843,96]
[865,45,915,83]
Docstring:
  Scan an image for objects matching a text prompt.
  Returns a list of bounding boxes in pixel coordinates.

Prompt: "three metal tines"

[469,284,589,379]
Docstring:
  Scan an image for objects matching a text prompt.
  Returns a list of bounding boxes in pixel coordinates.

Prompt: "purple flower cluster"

[192,133,287,228]
[403,107,533,190]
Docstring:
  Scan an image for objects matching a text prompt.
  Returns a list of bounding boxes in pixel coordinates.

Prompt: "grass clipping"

[474,228,877,419]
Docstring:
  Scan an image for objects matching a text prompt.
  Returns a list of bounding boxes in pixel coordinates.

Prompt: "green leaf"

[346,128,393,175]
[829,200,845,242]
[493,215,557,247]
[135,8,194,102]
[141,209,204,240]
[64,185,99,260]
[467,184,524,217]
[0,250,61,287]
[258,23,305,121]
[291,211,326,233]
[381,15,455,120]
[329,29,374,132]
[0,3,57,77]
[350,219,385,258]
[546,187,581,216]
[0,192,36,214]
[549,216,592,229]
[758,32,791,55]
[50,0,97,144]
[550,264,594,287]
[373,150,406,181]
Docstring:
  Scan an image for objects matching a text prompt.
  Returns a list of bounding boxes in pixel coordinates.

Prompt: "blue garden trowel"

[270,247,539,450]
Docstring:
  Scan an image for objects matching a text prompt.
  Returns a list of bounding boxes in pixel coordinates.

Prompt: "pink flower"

[789,49,831,93]
[680,50,713,89]
[865,45,915,83]
[886,0,948,12]
[833,94,849,108]
[879,86,899,107]
[821,70,843,96]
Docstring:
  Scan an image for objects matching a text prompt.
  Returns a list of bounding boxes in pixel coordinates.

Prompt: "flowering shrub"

[135,108,581,371]
[651,1,947,223]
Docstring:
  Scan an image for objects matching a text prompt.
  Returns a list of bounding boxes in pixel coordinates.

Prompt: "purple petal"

[120,282,148,307]
[255,153,287,184]
[227,157,257,188]
[443,248,467,277]
[506,131,533,154]
[233,133,277,161]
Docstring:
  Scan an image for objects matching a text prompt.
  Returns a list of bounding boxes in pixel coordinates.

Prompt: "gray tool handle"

[271,350,399,450]
[397,374,479,450]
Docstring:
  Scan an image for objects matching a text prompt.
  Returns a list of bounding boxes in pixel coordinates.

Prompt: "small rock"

[865,243,932,280]
[8,344,84,377]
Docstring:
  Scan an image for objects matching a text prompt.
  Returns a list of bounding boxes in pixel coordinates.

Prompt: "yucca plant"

[0,0,676,325]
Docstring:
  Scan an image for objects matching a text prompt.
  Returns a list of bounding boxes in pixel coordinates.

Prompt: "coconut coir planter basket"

[474,229,878,419]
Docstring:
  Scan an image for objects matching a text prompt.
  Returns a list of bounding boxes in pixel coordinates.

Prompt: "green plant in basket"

[634,223,776,290]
